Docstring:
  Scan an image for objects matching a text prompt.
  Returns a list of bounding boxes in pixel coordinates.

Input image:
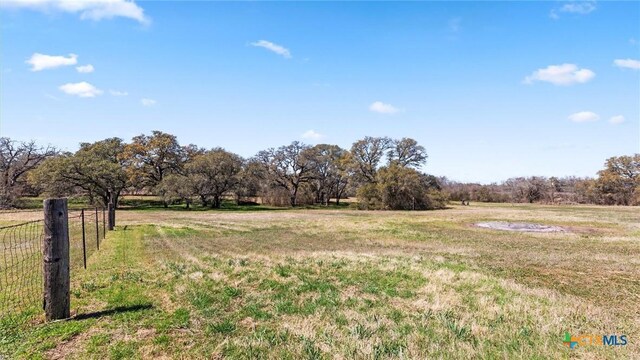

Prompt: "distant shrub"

[356,164,446,210]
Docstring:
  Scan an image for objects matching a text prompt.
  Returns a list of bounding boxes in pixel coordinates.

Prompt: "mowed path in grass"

[2,203,638,359]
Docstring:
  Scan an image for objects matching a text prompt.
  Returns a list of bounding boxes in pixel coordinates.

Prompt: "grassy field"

[1,203,638,359]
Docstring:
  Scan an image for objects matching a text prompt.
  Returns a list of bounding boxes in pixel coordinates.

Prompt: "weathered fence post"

[95,207,100,250]
[102,207,106,237]
[43,198,70,321]
[107,202,115,231]
[81,209,87,269]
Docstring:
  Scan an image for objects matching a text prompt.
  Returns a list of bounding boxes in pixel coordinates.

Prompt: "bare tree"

[350,136,393,184]
[331,152,353,205]
[308,144,347,205]
[504,176,548,203]
[388,137,427,169]
[0,138,57,207]
[255,141,316,207]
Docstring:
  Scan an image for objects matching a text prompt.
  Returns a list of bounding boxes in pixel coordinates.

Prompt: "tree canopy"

[3,132,634,210]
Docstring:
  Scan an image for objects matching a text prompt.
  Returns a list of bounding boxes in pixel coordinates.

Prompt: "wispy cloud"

[524,64,595,86]
[26,53,77,71]
[251,40,291,58]
[109,89,128,96]
[568,111,599,123]
[59,81,103,98]
[44,93,62,101]
[613,58,640,70]
[76,64,94,73]
[369,101,400,114]
[141,98,156,106]
[1,0,150,25]
[448,17,462,33]
[609,115,625,124]
[301,130,324,140]
[550,1,596,19]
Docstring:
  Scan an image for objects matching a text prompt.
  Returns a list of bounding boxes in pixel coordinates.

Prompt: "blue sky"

[1,1,638,183]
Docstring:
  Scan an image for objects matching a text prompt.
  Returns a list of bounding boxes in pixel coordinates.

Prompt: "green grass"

[1,203,638,358]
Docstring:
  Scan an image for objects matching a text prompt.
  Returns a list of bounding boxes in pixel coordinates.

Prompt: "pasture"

[1,203,638,359]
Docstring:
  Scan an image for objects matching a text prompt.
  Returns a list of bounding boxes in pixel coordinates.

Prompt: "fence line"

[0,206,108,321]
[0,220,44,317]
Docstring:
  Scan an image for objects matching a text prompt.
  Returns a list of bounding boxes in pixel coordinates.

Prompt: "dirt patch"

[45,328,99,359]
[475,222,567,233]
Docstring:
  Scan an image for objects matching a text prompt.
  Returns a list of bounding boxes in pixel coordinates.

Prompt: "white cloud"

[369,101,400,114]
[251,40,291,58]
[568,111,599,123]
[550,1,596,19]
[613,58,640,70]
[109,89,128,96]
[26,53,77,71]
[301,130,324,140]
[59,81,103,97]
[141,98,156,106]
[560,2,596,14]
[609,115,625,124]
[524,64,595,86]
[76,64,94,73]
[1,0,149,24]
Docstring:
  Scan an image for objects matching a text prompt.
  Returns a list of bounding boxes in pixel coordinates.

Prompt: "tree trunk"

[290,185,298,207]
[107,192,117,230]
[212,195,221,209]
[107,203,115,230]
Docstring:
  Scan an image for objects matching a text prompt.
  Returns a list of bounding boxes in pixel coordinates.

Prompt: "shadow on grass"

[72,304,153,321]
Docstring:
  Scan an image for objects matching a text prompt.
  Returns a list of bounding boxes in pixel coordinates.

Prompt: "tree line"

[0,133,638,211]
[0,132,445,212]
[442,154,640,206]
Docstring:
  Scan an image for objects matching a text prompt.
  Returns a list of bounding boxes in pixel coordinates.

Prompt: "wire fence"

[0,207,107,322]
[0,220,44,319]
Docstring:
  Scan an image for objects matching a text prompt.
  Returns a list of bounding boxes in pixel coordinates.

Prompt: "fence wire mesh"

[0,207,107,321]
[69,209,105,270]
[0,220,44,319]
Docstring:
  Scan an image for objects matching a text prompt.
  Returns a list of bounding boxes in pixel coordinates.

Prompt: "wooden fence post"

[95,207,100,250]
[81,209,87,269]
[43,198,70,321]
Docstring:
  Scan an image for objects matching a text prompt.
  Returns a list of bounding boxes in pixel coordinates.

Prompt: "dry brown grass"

[2,202,638,358]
